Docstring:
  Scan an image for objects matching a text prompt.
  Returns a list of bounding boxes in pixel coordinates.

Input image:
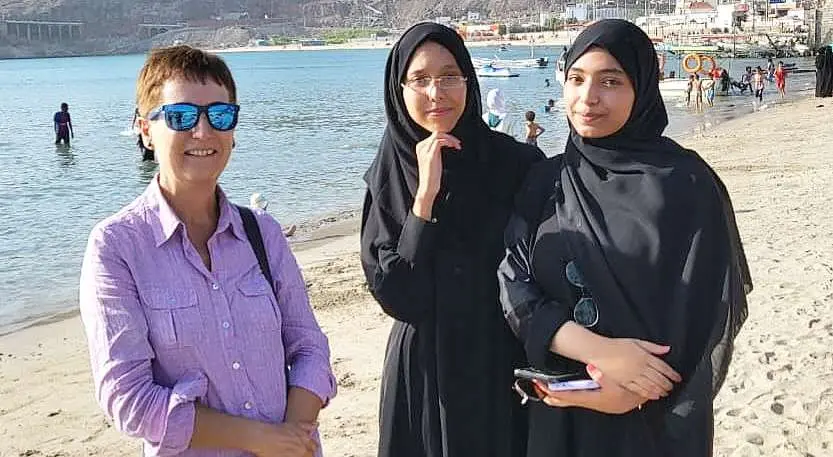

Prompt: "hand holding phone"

[517,365,645,415]
[513,367,600,394]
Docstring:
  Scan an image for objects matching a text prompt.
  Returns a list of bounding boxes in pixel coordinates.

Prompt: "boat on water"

[476,64,519,78]
[472,56,549,68]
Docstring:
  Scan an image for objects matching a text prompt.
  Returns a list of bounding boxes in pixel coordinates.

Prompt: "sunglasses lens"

[513,379,541,404]
[164,105,199,131]
[565,261,585,288]
[574,297,599,327]
[207,104,238,131]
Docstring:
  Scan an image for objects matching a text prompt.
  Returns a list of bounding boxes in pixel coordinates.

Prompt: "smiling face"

[564,47,635,139]
[401,41,467,133]
[139,78,234,190]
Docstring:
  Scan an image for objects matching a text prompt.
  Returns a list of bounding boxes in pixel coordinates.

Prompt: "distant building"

[434,16,453,26]
[809,0,833,46]
[564,4,589,21]
[467,11,482,22]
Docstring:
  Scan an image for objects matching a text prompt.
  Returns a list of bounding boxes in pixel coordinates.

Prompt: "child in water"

[524,111,545,146]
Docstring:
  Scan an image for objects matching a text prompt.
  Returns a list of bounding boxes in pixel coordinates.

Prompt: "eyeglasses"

[565,261,599,328]
[147,102,240,132]
[401,75,467,93]
[512,379,542,405]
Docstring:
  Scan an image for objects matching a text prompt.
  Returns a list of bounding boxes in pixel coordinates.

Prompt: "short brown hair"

[136,45,237,117]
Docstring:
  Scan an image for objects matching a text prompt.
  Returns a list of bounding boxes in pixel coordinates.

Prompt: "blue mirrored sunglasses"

[565,261,599,328]
[147,102,240,132]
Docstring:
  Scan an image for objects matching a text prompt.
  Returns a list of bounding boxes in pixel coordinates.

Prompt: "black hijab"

[363,22,490,224]
[533,19,750,447]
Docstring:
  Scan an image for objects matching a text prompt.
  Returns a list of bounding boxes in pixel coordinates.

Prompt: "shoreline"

[0,89,814,338]
[2,95,833,456]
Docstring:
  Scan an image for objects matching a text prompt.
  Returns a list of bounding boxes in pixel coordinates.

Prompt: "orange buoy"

[682,53,701,73]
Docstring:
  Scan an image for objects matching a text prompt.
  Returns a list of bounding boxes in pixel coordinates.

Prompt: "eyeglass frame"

[565,261,600,328]
[400,75,468,93]
[146,102,240,132]
[512,379,543,405]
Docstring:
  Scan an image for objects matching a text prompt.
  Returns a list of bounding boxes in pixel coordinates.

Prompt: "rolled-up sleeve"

[262,216,337,405]
[79,224,208,456]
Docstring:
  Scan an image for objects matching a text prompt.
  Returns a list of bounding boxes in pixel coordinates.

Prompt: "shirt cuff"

[288,360,337,407]
[144,370,208,457]
[525,304,572,367]
[397,212,439,265]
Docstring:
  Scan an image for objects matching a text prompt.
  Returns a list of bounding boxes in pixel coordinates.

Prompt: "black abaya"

[360,22,543,457]
[815,46,833,98]
[498,20,751,457]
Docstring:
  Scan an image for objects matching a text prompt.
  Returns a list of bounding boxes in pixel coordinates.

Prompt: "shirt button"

[243,401,253,410]
[212,283,220,290]
[232,361,241,370]
[222,321,230,329]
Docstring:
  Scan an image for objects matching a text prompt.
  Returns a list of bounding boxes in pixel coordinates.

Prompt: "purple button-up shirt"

[79,178,336,456]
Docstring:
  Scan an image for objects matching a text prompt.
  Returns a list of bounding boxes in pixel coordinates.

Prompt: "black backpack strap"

[237,205,275,287]
[236,205,292,385]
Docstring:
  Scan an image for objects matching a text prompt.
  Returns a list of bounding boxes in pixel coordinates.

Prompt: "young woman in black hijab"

[361,22,543,457]
[498,20,751,457]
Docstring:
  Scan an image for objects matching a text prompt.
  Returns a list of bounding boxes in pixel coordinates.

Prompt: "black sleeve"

[360,191,439,324]
[497,159,573,366]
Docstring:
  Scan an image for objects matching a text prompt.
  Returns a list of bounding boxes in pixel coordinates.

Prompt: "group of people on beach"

[78,19,751,457]
[684,59,789,111]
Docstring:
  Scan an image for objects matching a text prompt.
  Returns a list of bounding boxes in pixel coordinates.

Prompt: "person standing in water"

[54,102,74,146]
[482,88,521,139]
[524,111,545,146]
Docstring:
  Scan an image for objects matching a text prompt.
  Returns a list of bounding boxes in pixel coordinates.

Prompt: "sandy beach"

[2,96,832,457]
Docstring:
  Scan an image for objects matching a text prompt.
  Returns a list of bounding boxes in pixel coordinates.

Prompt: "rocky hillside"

[0,0,556,32]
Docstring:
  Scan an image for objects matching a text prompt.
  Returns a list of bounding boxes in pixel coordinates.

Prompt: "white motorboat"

[476,64,519,78]
[473,57,549,68]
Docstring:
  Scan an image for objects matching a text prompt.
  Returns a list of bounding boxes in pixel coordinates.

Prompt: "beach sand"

[2,96,832,456]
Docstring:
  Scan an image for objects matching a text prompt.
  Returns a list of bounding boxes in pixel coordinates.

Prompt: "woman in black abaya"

[360,23,543,457]
[498,20,751,457]
[816,45,833,98]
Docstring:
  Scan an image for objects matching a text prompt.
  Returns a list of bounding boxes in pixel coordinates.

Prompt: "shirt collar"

[145,176,247,247]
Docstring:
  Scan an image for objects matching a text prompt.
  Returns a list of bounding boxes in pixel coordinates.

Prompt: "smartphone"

[514,367,600,392]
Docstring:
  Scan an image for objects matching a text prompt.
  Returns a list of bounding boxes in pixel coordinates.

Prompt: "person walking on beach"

[693,73,703,112]
[766,58,776,82]
[79,45,336,457]
[524,110,545,146]
[498,20,750,457]
[753,68,765,102]
[774,61,787,99]
[701,73,716,107]
[361,22,543,457]
[54,102,73,146]
[685,74,694,107]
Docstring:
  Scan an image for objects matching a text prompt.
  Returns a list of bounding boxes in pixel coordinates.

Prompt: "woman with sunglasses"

[361,23,543,457]
[79,46,335,457]
[498,20,751,457]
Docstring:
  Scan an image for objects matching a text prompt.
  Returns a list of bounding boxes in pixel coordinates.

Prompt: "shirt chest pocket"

[143,288,204,348]
[236,276,281,334]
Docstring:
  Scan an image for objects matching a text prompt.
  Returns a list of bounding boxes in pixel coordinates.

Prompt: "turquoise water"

[0,47,816,334]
